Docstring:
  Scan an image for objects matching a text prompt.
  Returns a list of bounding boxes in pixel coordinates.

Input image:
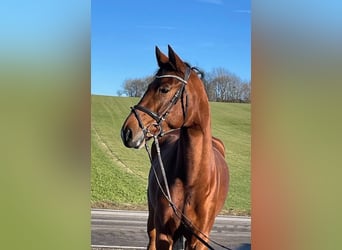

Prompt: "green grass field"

[91,95,250,215]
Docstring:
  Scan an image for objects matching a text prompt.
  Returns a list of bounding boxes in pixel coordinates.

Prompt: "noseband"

[131,66,191,138]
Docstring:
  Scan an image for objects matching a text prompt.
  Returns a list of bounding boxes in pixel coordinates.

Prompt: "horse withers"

[121,45,229,250]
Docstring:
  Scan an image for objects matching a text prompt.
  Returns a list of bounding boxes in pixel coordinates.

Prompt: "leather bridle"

[130,66,191,138]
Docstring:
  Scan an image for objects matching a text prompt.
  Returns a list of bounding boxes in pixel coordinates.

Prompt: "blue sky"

[91,0,250,96]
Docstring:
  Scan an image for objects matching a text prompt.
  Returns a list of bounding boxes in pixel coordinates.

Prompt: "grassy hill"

[91,95,250,215]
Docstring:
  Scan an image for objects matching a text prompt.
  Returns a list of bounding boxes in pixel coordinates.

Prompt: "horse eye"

[159,87,170,94]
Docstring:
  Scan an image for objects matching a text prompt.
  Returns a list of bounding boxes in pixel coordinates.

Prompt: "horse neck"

[179,99,213,184]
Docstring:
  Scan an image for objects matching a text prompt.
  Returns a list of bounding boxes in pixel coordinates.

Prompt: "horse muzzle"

[121,126,145,149]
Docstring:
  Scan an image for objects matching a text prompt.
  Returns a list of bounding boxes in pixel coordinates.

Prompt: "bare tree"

[240,81,251,103]
[122,76,153,97]
[116,89,124,96]
[119,68,250,103]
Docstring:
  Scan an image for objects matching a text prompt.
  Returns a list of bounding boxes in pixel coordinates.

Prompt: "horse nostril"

[123,127,132,142]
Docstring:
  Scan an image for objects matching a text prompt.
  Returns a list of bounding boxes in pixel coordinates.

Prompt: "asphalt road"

[91,209,251,250]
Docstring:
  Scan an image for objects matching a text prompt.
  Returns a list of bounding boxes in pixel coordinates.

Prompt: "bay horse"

[121,45,229,250]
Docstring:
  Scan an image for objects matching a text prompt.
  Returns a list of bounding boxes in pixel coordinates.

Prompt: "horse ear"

[155,46,168,68]
[168,45,186,72]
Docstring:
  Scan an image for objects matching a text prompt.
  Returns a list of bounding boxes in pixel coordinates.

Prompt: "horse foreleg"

[156,232,173,250]
[147,205,156,250]
[147,216,157,250]
[184,204,216,250]
[185,235,210,250]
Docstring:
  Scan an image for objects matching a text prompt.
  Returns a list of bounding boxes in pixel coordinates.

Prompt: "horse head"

[121,45,206,149]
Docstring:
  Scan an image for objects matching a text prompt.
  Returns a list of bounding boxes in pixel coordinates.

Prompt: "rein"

[131,67,232,250]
